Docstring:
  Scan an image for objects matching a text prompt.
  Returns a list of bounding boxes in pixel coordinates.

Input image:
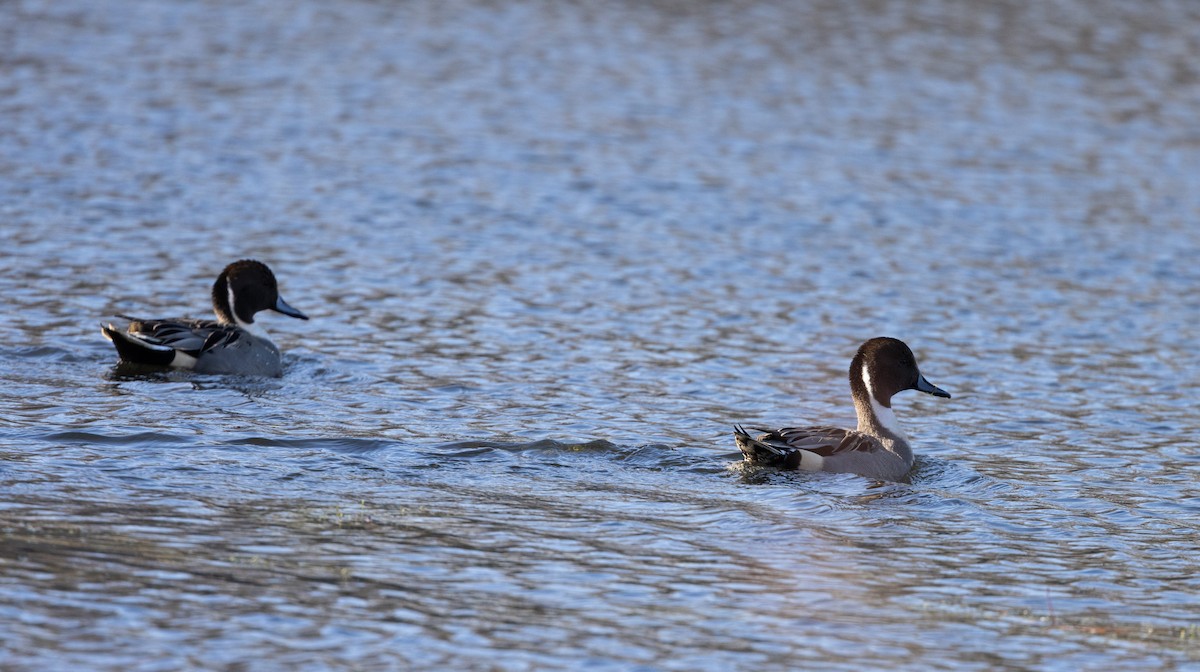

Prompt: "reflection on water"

[3,0,1200,669]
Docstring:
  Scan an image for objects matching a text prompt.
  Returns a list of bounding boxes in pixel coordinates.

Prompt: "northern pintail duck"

[734,337,950,482]
[101,259,309,377]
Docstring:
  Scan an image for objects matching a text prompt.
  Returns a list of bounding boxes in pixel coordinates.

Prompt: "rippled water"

[3,0,1200,669]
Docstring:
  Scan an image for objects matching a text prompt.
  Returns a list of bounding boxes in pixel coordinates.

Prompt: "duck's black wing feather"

[102,315,241,366]
[734,423,882,469]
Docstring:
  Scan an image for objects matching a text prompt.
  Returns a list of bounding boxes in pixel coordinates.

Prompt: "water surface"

[2,0,1200,669]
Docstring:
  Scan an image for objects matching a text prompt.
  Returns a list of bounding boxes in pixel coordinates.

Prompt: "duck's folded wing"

[116,316,240,356]
[772,426,881,457]
[735,424,881,470]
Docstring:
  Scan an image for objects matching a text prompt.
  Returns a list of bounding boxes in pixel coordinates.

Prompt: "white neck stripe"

[227,286,245,327]
[863,365,906,439]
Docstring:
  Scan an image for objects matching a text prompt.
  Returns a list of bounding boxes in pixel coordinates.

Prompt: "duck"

[734,337,950,482]
[101,259,309,377]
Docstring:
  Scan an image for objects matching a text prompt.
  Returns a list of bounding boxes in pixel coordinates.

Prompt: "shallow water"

[3,0,1200,669]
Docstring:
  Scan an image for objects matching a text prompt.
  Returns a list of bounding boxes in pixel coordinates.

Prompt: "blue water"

[3,1,1200,669]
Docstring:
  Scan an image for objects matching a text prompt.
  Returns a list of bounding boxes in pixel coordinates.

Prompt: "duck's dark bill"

[273,296,309,320]
[915,374,951,398]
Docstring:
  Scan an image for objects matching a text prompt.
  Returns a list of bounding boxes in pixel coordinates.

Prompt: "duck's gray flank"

[101,259,308,377]
[735,337,950,482]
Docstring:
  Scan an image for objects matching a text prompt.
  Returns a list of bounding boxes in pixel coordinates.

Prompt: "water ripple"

[3,0,1200,669]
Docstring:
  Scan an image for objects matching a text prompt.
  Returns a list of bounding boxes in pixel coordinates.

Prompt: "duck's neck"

[213,275,238,326]
[852,364,909,443]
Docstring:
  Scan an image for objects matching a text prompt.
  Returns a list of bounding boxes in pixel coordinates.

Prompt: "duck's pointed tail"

[102,322,176,367]
[734,424,808,469]
[733,424,784,458]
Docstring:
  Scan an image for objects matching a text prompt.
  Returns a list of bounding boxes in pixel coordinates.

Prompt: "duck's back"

[735,425,912,482]
[120,316,226,354]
